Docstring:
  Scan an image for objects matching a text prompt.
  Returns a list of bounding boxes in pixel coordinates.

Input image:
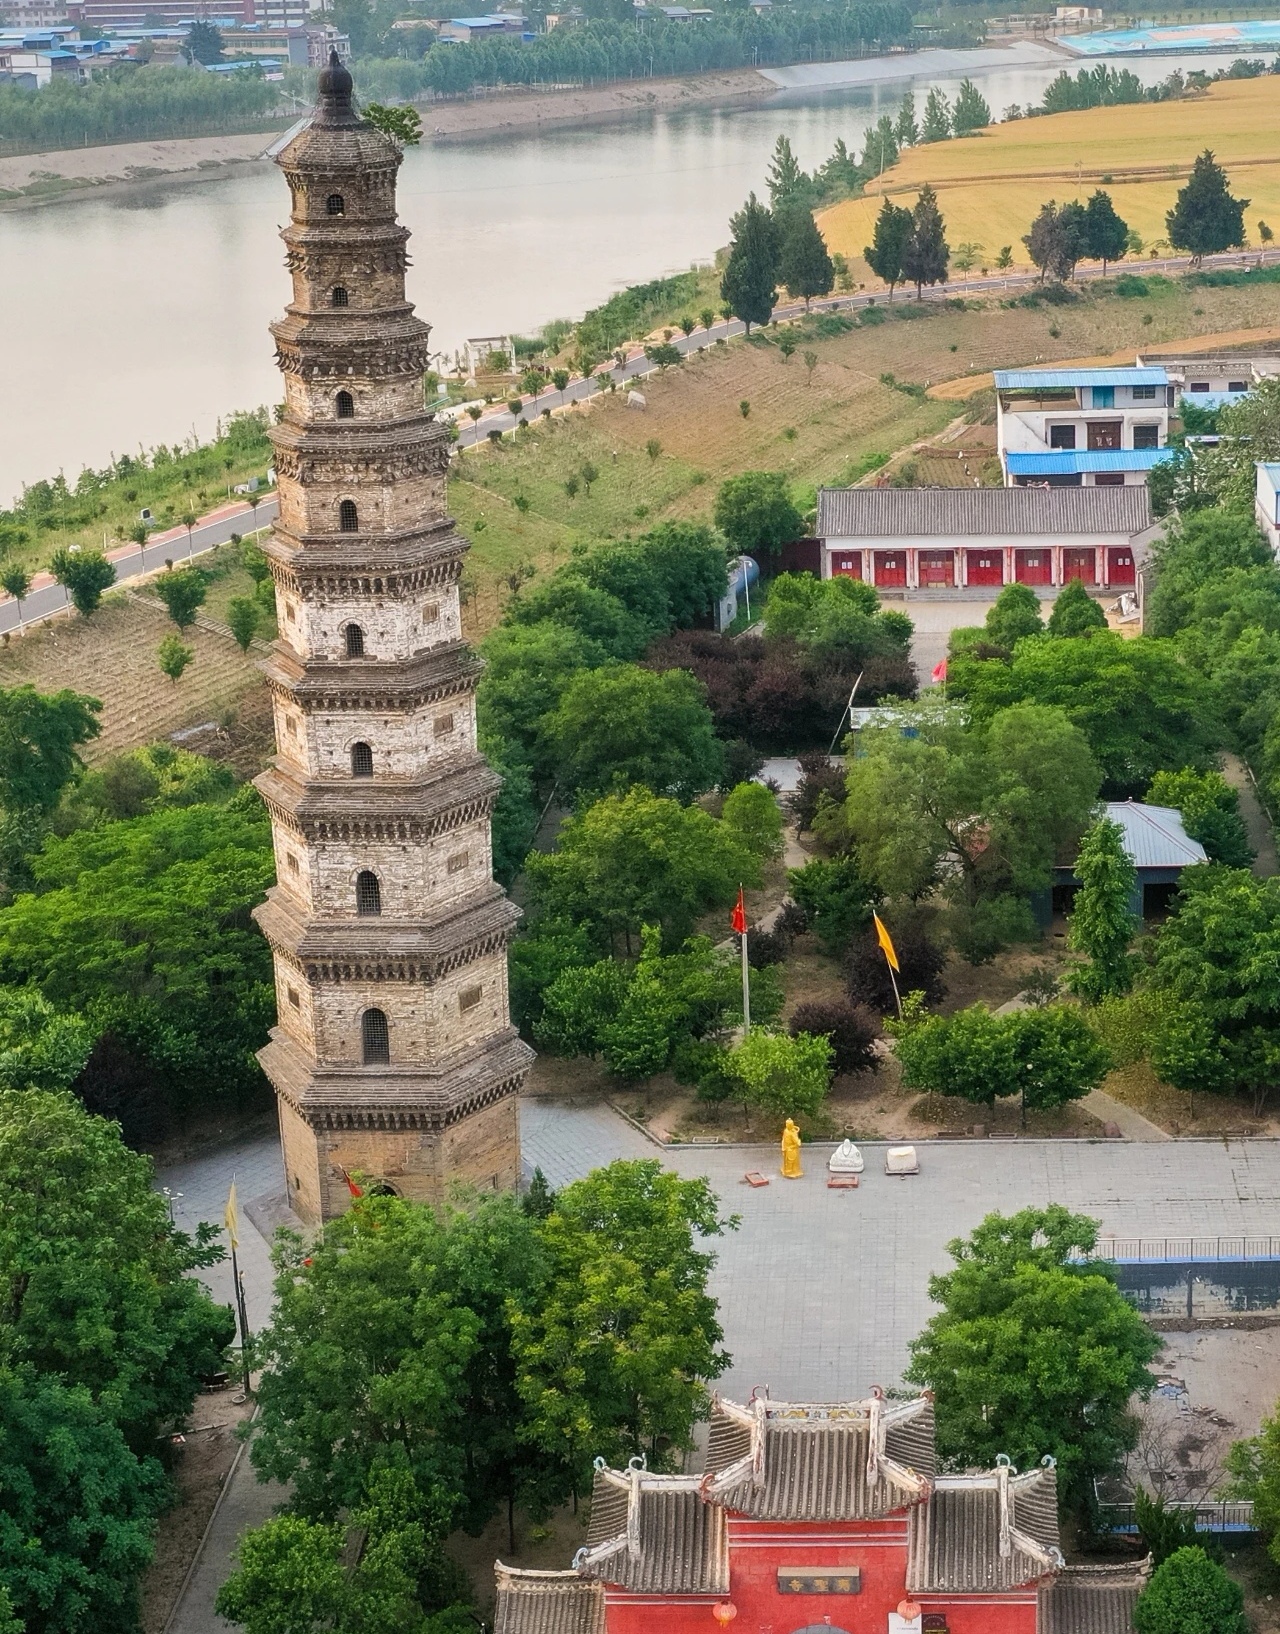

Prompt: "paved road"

[450,247,1280,449]
[0,494,279,637]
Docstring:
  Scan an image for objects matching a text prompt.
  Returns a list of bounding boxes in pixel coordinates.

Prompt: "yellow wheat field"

[818,78,1280,284]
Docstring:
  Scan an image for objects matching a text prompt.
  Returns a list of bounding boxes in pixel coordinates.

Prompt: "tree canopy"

[720,193,779,332]
[1133,1546,1248,1634]
[1068,817,1138,1002]
[902,184,950,298]
[864,197,913,299]
[0,683,101,814]
[1166,149,1248,261]
[713,471,805,562]
[905,1206,1158,1514]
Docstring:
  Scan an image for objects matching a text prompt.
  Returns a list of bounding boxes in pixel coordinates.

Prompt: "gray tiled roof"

[816,485,1152,540]
[1039,1560,1152,1634]
[704,1394,935,1521]
[493,1567,605,1634]
[907,1465,1062,1593]
[578,1467,728,1594]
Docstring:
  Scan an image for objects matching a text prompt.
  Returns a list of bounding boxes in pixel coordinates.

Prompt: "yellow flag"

[873,912,900,973]
[224,1180,240,1250]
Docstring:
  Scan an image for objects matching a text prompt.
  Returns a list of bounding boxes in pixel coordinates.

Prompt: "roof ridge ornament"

[314,48,360,129]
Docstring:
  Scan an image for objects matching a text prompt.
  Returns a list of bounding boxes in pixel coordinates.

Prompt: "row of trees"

[720,190,836,330]
[863,185,951,300]
[0,65,278,153]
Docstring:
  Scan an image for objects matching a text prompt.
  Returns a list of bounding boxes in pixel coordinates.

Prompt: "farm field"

[818,78,1280,283]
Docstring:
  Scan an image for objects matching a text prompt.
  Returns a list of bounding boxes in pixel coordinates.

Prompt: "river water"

[0,42,1254,501]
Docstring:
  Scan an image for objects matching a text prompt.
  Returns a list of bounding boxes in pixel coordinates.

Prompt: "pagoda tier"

[251,52,531,1223]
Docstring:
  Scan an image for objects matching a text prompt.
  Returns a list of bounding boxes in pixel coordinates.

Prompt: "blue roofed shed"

[1038,801,1208,925]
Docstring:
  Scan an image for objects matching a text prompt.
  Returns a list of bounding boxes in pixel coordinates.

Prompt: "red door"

[830,552,862,579]
[966,549,1004,587]
[874,551,906,588]
[1063,547,1096,585]
[918,550,953,588]
[1015,548,1052,585]
[1107,546,1136,586]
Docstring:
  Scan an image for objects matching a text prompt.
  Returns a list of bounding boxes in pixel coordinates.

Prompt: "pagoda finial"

[314,47,357,126]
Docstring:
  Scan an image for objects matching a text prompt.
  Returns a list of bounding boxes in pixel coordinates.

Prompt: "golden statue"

[781,1118,803,1179]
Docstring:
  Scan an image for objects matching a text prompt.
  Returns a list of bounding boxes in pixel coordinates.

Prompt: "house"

[1142,351,1280,414]
[995,366,1172,487]
[438,13,524,40]
[1258,463,1280,555]
[1049,801,1208,921]
[461,334,515,377]
[220,23,349,66]
[816,486,1159,592]
[544,7,584,25]
[492,1391,1152,1634]
[0,30,125,80]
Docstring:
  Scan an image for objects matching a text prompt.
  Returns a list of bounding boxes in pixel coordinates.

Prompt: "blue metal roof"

[994,367,1168,389]
[1005,448,1174,475]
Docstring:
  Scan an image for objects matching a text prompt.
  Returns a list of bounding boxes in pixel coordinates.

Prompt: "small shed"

[1049,801,1208,921]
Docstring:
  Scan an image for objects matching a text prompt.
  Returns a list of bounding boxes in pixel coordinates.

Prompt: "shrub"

[789,999,879,1074]
[792,750,846,832]
[788,856,879,957]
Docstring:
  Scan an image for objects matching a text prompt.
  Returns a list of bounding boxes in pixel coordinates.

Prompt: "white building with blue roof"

[1258,463,1280,557]
[995,365,1173,489]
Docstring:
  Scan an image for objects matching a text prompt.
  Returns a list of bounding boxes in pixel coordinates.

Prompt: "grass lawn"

[818,78,1280,282]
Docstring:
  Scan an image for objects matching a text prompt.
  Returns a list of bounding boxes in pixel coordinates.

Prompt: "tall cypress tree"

[902,184,950,300]
[720,193,779,333]
[951,77,991,135]
[921,87,951,142]
[778,209,835,311]
[1166,149,1248,263]
[864,196,913,302]
[895,90,918,148]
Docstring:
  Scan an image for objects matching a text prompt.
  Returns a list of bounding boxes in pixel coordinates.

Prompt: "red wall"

[915,1592,1040,1634]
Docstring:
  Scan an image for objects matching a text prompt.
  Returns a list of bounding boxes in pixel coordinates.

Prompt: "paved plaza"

[163,1100,1280,1397]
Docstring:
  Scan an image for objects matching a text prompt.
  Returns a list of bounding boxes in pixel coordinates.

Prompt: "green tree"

[0,800,275,1110]
[227,596,260,652]
[184,17,223,60]
[1007,1003,1112,1121]
[154,565,207,629]
[0,684,100,812]
[544,664,724,804]
[902,184,950,299]
[720,193,779,333]
[478,620,608,780]
[1148,767,1252,869]
[920,86,951,142]
[905,1206,1159,1514]
[950,77,991,135]
[363,103,423,146]
[1083,188,1129,274]
[1147,867,1280,1115]
[765,134,810,210]
[787,855,879,956]
[952,631,1213,797]
[0,1366,168,1634]
[777,209,834,310]
[1166,150,1248,263]
[729,1026,832,1121]
[158,633,194,684]
[1133,1546,1247,1634]
[891,1001,1016,1106]
[1068,817,1138,1001]
[511,1160,732,1490]
[1023,199,1088,282]
[50,549,116,617]
[894,90,918,147]
[1141,509,1269,640]
[985,582,1044,649]
[635,522,728,627]
[0,1089,232,1450]
[713,471,804,562]
[864,196,913,300]
[1134,1489,1201,1566]
[644,342,681,372]
[0,565,31,621]
[720,780,783,860]
[861,115,898,177]
[525,787,757,955]
[1048,577,1107,636]
[0,986,93,1091]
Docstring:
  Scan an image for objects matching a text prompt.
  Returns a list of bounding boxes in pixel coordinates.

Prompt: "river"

[0,41,1256,502]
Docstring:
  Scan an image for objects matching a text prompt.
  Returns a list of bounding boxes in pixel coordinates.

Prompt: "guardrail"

[1087,1238,1280,1264]
[1097,1500,1256,1534]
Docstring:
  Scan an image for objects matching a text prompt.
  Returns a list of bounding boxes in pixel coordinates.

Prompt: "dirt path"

[1221,751,1279,878]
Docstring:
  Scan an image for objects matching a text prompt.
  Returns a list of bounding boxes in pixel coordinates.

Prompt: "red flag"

[931,658,948,685]
[730,887,747,936]
[343,1170,364,1199]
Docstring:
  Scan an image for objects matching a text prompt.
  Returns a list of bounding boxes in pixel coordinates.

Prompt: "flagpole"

[741,917,751,1031]
[887,962,902,1018]
[231,1238,251,1394]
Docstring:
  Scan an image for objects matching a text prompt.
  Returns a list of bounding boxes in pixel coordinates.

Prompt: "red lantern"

[898,1600,922,1622]
[711,1603,738,1626]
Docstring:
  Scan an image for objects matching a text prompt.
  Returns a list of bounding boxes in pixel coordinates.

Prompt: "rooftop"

[994,367,1168,390]
[1004,449,1174,476]
[817,484,1153,539]
[1103,801,1208,871]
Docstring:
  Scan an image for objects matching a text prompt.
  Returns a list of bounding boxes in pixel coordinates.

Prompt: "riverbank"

[0,68,771,204]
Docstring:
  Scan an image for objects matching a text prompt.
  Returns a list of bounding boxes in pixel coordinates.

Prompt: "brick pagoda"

[252,54,532,1224]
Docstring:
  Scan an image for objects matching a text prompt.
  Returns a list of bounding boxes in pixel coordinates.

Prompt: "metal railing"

[1097,1499,1256,1534]
[1087,1237,1280,1264]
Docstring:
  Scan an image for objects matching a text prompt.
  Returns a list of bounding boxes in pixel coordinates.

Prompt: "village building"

[816,487,1158,592]
[1140,351,1280,415]
[250,55,532,1225]
[1042,800,1209,925]
[493,1392,1151,1634]
[994,366,1172,488]
[1256,462,1280,555]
